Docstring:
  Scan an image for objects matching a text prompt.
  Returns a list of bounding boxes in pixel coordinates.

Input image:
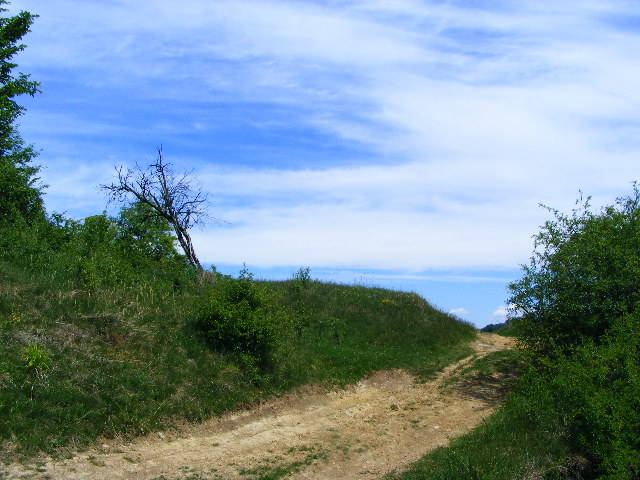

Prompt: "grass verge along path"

[2,334,513,480]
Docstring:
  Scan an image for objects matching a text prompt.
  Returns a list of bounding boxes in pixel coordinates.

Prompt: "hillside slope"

[0,261,475,459]
[2,334,512,480]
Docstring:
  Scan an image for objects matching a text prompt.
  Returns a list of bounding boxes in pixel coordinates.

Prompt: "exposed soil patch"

[2,334,514,480]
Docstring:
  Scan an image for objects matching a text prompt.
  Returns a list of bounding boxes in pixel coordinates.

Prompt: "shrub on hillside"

[195,268,278,370]
[291,266,312,291]
[1,203,194,293]
[519,311,640,479]
[508,185,640,478]
[116,202,180,262]
[509,186,640,355]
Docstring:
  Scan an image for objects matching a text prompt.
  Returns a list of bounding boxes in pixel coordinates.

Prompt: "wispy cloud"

[10,0,640,272]
[492,306,508,318]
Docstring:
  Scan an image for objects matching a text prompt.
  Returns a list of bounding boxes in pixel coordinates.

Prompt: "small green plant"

[291,266,312,289]
[1,310,24,329]
[22,344,52,374]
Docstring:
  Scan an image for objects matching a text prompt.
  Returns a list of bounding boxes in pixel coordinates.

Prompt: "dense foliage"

[531,314,640,478]
[195,266,283,370]
[507,188,640,478]
[510,190,640,356]
[1,204,192,291]
[0,1,42,226]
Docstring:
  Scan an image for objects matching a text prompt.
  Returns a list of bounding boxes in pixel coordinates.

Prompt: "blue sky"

[9,0,640,327]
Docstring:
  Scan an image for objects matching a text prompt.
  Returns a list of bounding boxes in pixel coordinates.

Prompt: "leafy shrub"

[291,266,312,290]
[509,187,640,355]
[196,267,277,369]
[116,201,180,261]
[0,203,193,294]
[508,186,640,479]
[529,312,640,479]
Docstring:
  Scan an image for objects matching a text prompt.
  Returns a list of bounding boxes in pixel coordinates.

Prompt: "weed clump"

[22,344,51,375]
[291,266,312,291]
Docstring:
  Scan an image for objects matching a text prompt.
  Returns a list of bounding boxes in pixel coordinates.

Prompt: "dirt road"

[3,333,514,480]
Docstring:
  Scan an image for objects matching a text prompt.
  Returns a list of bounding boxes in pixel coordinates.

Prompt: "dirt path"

[3,334,514,480]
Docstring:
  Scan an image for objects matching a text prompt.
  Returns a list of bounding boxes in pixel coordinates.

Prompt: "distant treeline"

[479,321,508,333]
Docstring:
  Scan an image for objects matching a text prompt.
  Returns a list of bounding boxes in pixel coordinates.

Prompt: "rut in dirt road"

[3,334,514,480]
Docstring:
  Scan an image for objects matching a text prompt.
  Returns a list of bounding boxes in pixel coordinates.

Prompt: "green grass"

[0,260,475,458]
[458,349,524,380]
[385,396,571,480]
[386,349,575,480]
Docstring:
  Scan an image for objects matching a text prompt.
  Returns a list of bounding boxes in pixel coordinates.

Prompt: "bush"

[0,203,194,295]
[508,185,640,479]
[116,202,180,262]
[536,312,640,479]
[509,187,640,355]
[291,266,312,290]
[196,267,278,369]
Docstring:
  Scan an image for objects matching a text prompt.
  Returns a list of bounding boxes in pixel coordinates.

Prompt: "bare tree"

[102,147,207,270]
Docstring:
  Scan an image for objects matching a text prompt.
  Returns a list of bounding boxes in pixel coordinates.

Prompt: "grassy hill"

[0,255,474,458]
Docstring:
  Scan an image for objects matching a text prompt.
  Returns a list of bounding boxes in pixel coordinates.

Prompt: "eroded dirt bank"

[3,333,514,480]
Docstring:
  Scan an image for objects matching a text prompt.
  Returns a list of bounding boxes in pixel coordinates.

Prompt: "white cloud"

[39,160,119,216]
[449,307,469,317]
[10,0,640,271]
[492,306,509,319]
[492,304,518,321]
[351,272,513,283]
[191,161,542,269]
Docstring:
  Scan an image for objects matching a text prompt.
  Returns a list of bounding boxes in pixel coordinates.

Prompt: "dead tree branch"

[102,147,207,270]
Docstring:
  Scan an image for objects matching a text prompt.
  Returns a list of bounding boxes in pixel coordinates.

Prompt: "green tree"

[0,1,42,225]
[509,186,640,355]
[508,187,640,477]
[116,201,181,261]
